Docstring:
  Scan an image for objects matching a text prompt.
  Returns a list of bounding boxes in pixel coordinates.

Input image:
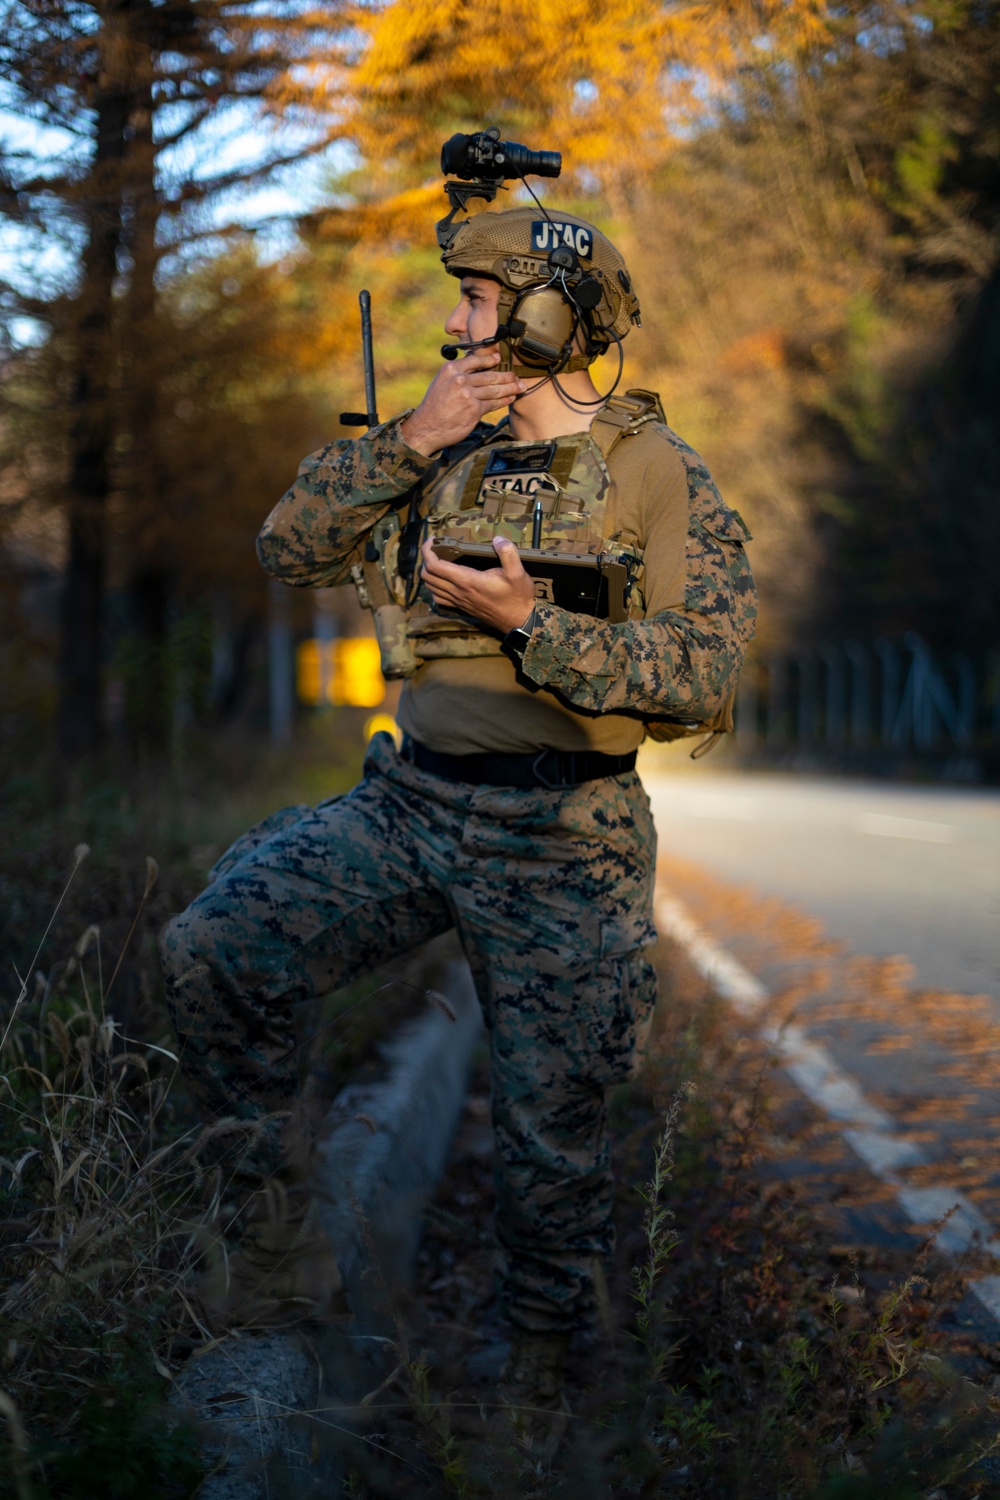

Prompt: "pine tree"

[0,0,343,756]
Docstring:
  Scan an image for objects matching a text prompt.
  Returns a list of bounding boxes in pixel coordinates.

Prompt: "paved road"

[638,760,1000,1001]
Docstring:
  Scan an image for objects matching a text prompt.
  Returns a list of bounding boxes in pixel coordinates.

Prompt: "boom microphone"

[440,328,508,361]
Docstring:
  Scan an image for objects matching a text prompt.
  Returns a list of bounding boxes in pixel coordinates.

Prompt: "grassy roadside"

[0,724,381,1500]
[3,738,998,1498]
[0,723,367,1026]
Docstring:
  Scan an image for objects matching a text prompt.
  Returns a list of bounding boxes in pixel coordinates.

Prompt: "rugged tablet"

[431,541,631,623]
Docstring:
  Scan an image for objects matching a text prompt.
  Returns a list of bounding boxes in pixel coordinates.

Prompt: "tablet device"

[431,541,630,623]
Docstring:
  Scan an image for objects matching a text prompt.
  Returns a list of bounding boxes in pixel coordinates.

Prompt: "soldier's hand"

[420,536,536,634]
[401,351,525,458]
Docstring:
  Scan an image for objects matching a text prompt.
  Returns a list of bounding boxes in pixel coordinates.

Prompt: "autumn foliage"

[0,0,998,753]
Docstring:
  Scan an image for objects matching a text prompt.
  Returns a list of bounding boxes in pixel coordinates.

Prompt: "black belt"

[405,737,637,789]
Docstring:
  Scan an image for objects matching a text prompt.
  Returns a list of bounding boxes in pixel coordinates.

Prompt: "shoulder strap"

[589,389,667,461]
[591,389,668,540]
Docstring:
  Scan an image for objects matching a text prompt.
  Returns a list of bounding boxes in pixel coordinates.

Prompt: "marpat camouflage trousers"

[160,730,658,1332]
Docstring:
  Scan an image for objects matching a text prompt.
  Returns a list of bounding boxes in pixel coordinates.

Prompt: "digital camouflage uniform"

[161,411,756,1333]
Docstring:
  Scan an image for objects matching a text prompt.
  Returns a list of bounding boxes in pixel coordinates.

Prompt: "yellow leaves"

[335,0,841,192]
[346,0,685,180]
[313,184,444,249]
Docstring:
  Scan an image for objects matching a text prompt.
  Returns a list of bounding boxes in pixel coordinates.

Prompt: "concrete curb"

[173,943,483,1498]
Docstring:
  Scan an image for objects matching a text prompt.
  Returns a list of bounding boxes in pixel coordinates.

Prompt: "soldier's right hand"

[401,350,525,458]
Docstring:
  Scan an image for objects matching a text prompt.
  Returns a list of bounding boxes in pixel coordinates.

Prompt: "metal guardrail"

[735,634,1000,756]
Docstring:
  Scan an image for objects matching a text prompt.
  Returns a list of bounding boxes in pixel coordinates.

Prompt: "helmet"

[441,206,641,376]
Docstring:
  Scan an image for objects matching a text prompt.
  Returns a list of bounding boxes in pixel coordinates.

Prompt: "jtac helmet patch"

[530,220,593,258]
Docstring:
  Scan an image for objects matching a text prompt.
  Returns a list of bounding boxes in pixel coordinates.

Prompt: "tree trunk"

[56,61,132,759]
[123,19,174,752]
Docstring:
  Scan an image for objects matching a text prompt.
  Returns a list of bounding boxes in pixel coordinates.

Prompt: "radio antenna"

[339,290,379,429]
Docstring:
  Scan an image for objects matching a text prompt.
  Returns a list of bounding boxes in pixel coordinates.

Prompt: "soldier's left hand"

[420,536,536,634]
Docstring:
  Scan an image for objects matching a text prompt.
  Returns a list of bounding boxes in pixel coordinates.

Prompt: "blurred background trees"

[0,0,345,754]
[1,0,997,765]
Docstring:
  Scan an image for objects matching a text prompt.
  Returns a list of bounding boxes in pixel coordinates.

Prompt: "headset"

[441,245,623,405]
[442,243,596,358]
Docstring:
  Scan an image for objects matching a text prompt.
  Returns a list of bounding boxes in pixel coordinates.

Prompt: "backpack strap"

[591,389,667,539]
[589,388,667,461]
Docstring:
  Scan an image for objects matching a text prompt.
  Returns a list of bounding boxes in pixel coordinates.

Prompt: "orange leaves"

[721,329,787,377]
[335,0,842,194]
[311,184,445,246]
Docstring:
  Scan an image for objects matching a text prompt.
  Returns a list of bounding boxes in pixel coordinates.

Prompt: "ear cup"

[507,285,577,367]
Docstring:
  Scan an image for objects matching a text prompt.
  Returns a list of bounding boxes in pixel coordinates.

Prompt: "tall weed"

[0,850,225,1498]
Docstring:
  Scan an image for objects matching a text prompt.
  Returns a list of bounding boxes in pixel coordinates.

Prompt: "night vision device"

[436,127,563,252]
[440,129,561,184]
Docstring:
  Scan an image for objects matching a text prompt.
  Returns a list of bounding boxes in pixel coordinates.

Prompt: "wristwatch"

[503,608,537,663]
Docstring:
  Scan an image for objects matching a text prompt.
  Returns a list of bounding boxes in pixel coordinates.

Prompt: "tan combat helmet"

[441,205,641,376]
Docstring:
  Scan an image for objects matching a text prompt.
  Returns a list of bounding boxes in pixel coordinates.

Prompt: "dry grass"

[0,736,373,1499]
[0,858,219,1498]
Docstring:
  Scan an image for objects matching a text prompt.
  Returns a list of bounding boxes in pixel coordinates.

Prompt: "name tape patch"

[530,220,593,259]
[484,443,556,477]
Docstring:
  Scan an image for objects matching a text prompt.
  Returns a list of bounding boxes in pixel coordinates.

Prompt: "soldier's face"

[445,276,500,346]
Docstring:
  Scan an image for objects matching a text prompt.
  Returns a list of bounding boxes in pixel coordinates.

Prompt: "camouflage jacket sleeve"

[519,426,757,722]
[256,415,434,587]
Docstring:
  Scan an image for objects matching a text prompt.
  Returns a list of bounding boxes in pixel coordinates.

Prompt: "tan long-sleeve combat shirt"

[257,413,756,756]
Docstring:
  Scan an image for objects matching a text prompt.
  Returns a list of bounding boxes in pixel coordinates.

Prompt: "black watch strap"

[502,608,537,662]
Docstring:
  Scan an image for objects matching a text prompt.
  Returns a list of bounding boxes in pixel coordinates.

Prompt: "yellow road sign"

[296,637,385,708]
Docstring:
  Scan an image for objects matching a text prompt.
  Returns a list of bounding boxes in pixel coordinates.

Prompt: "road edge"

[171,950,484,1499]
[656,884,1000,1332]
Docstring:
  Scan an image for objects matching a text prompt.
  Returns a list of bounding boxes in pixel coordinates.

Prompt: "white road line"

[763,1022,894,1131]
[656,896,767,1015]
[856,813,956,843]
[655,889,1000,1325]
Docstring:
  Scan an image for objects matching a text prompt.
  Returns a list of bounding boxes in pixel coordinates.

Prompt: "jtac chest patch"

[456,437,583,510]
[480,443,556,497]
[530,220,593,258]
